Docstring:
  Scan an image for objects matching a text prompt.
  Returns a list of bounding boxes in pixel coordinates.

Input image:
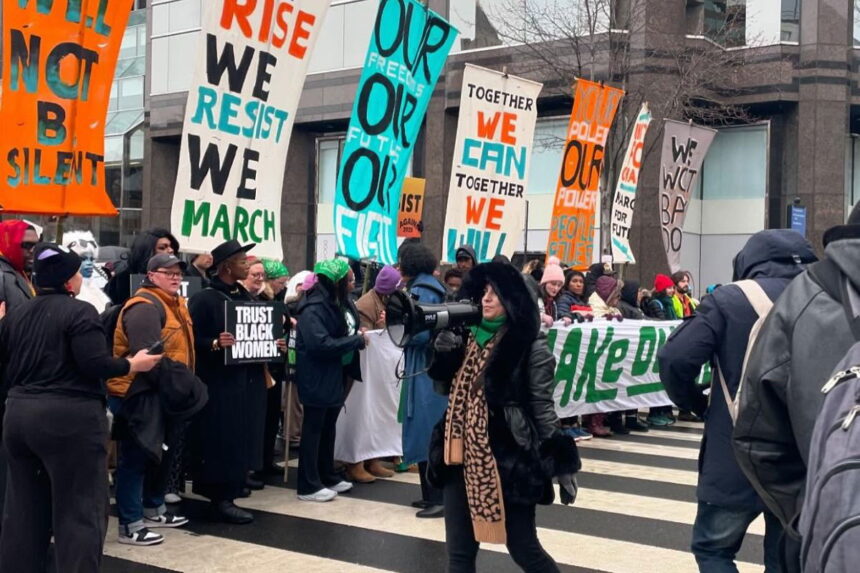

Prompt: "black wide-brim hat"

[210,240,255,269]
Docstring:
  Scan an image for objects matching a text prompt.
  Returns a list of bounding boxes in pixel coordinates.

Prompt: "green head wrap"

[313,258,350,282]
[262,259,289,280]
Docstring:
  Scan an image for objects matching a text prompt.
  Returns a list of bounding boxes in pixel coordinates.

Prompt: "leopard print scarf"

[444,333,506,545]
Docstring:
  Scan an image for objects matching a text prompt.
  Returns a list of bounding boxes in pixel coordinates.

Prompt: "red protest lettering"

[288,11,316,58]
[221,0,256,36]
[486,198,504,230]
[466,196,486,225]
[476,112,501,140]
[500,113,517,145]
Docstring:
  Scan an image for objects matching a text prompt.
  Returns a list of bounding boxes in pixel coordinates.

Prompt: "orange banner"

[397,177,425,238]
[0,0,130,216]
[546,80,624,268]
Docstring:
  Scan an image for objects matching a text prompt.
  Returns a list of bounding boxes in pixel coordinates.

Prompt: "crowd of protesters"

[0,214,854,572]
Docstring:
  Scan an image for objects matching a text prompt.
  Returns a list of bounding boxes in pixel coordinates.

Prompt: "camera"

[385,290,481,348]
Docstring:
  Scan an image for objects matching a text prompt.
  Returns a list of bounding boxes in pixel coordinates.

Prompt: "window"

[855,1,860,46]
[527,119,568,195]
[781,0,799,42]
[317,139,343,205]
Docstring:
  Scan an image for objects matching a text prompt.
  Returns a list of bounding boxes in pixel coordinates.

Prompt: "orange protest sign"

[0,0,130,216]
[397,177,425,238]
[546,80,624,268]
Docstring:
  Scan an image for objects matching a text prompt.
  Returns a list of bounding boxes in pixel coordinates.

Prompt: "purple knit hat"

[374,265,402,295]
[595,275,619,301]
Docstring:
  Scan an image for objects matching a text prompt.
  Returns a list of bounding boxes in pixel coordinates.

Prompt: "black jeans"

[443,468,559,573]
[418,461,443,505]
[297,406,341,495]
[0,396,109,573]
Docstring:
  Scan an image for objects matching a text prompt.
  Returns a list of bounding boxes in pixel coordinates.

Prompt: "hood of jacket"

[824,237,860,289]
[455,244,478,266]
[128,228,180,274]
[0,220,33,273]
[731,229,817,282]
[461,262,539,347]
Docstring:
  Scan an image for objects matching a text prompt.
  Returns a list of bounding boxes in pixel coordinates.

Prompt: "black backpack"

[99,291,166,353]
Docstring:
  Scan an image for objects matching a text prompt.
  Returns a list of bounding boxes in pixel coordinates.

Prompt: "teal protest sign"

[333,0,457,264]
[547,320,711,416]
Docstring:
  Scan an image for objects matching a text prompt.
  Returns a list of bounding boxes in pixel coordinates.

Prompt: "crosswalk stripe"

[577,437,700,460]
[642,428,704,442]
[102,516,393,573]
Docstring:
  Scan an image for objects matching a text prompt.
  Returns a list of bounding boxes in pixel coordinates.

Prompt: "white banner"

[610,103,652,265]
[333,321,702,461]
[171,0,330,258]
[442,64,542,263]
[660,119,717,273]
[335,331,404,464]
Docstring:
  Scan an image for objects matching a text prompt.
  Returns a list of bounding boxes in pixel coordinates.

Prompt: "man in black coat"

[188,240,266,524]
[734,204,860,571]
[658,229,817,572]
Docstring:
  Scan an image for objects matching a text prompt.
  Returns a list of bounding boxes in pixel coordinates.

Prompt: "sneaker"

[328,480,353,493]
[145,512,189,528]
[118,527,164,546]
[678,411,702,423]
[164,493,182,504]
[573,427,593,442]
[298,488,337,502]
[647,415,670,427]
[609,422,630,435]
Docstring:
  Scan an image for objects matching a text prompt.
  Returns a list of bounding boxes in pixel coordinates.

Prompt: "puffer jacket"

[557,290,589,319]
[659,229,816,510]
[734,235,860,528]
[428,263,580,506]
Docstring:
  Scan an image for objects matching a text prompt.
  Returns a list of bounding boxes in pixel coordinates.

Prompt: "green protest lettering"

[181,200,276,243]
[578,327,616,403]
[603,338,629,384]
[553,328,583,406]
[631,326,657,376]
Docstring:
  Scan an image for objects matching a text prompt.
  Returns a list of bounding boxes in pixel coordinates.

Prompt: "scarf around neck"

[444,330,507,545]
[469,315,506,348]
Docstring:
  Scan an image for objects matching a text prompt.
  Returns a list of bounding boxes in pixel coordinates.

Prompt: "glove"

[557,473,578,506]
[434,330,462,353]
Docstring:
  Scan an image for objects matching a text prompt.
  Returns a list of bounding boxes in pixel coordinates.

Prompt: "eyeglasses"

[20,241,36,251]
[249,272,265,279]
[153,270,183,279]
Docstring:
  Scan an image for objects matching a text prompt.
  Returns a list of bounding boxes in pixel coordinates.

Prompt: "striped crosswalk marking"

[102,423,769,573]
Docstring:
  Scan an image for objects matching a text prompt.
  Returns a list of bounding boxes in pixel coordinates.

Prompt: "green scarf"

[469,315,506,348]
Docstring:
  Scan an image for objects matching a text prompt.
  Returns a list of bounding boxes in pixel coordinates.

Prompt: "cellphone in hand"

[146,340,165,355]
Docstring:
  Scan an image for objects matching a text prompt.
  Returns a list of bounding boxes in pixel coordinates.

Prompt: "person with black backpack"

[734,203,860,573]
[658,230,817,572]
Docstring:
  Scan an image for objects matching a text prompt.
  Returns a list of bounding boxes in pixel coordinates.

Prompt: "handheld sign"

[397,178,426,238]
[224,301,285,365]
[130,275,203,299]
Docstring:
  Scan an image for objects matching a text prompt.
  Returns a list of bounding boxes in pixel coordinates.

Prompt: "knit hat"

[302,272,318,292]
[33,243,81,288]
[286,270,312,299]
[654,274,674,293]
[262,259,289,280]
[541,258,565,285]
[374,265,401,295]
[595,275,620,302]
[314,258,350,282]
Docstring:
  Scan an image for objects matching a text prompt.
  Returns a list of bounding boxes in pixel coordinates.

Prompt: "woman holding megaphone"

[427,262,581,572]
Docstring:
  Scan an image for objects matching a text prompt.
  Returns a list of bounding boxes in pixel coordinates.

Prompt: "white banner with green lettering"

[547,319,709,416]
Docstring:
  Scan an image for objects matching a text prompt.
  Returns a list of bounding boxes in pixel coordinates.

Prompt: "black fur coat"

[427,263,581,506]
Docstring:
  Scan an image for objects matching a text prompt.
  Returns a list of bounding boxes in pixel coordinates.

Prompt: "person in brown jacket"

[348,265,401,482]
[107,253,196,546]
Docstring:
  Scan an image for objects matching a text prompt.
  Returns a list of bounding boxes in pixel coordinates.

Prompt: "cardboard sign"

[130,275,203,299]
[546,80,624,268]
[442,64,542,263]
[397,178,425,238]
[0,0,131,215]
[171,0,331,258]
[610,103,652,265]
[224,300,285,365]
[333,0,457,264]
[659,119,717,272]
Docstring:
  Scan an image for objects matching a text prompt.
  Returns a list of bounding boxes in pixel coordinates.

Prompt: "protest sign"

[0,0,130,215]
[660,120,717,272]
[130,275,203,299]
[333,0,457,264]
[442,64,542,263]
[548,319,707,416]
[397,177,425,238]
[610,103,652,264]
[171,0,330,258]
[224,300,285,365]
[546,80,623,268]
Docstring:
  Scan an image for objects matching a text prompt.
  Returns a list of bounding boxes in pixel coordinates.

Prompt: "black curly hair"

[398,242,437,278]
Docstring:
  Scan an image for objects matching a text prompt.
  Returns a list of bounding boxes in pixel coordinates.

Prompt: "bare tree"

[456,0,763,254]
